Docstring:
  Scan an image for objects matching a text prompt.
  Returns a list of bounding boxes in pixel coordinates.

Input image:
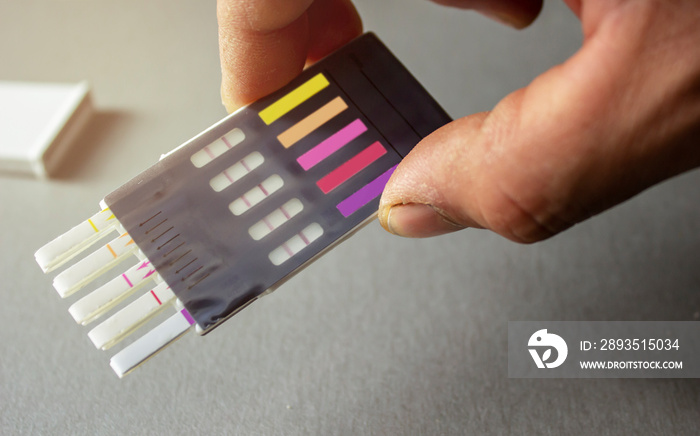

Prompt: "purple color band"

[297,119,367,170]
[336,165,397,217]
[181,309,196,326]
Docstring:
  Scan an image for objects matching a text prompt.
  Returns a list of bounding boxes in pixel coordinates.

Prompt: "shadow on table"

[51,109,133,181]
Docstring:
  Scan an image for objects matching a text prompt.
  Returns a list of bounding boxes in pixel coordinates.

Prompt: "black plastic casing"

[105,33,451,333]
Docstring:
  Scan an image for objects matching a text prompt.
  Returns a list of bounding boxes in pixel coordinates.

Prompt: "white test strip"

[53,233,137,298]
[190,128,245,168]
[109,308,194,378]
[229,174,284,215]
[209,151,264,192]
[248,198,304,240]
[268,222,324,265]
[88,282,175,350]
[68,260,158,325]
[35,208,118,273]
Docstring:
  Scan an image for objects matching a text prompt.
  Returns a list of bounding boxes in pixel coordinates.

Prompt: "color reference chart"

[187,71,401,269]
[261,72,397,219]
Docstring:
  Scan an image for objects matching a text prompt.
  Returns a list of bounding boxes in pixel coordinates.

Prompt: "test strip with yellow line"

[34,33,451,377]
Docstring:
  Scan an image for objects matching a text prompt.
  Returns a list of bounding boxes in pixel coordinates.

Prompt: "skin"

[218,0,700,243]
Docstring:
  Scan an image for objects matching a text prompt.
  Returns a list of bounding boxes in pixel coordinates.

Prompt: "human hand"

[218,0,700,243]
[217,0,363,112]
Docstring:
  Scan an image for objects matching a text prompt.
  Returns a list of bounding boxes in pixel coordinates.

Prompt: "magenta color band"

[181,309,195,326]
[336,164,397,217]
[122,274,134,288]
[316,141,386,194]
[296,119,367,170]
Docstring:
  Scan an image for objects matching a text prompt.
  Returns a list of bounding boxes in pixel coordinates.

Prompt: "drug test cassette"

[34,33,451,378]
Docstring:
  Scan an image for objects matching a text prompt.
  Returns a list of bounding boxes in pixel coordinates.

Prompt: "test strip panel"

[103,33,451,333]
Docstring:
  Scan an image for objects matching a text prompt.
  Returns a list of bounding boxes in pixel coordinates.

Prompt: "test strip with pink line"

[34,33,450,377]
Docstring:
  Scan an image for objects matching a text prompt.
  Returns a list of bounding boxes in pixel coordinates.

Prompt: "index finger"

[217,0,362,112]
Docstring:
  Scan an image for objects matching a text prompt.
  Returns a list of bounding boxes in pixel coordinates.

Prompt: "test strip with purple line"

[110,307,195,378]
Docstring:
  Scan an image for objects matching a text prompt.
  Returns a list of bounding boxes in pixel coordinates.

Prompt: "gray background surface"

[1,1,699,434]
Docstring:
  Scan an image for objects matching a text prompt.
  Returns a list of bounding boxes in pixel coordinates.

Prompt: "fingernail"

[379,203,465,238]
[223,99,237,114]
[220,82,237,114]
[481,9,533,30]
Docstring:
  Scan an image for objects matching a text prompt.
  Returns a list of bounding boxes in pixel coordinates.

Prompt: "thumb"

[378,112,514,238]
[378,1,700,242]
[378,113,490,238]
[377,82,596,243]
[378,5,629,242]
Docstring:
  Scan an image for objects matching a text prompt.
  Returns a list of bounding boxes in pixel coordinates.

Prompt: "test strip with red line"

[68,260,158,325]
[88,282,175,351]
[34,33,451,377]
